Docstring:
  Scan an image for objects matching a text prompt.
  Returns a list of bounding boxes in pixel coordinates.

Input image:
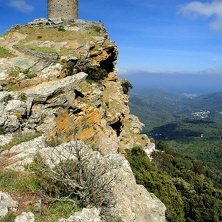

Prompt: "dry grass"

[16,27,99,45]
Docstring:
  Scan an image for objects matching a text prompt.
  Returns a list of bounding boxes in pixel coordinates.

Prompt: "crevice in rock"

[74,90,84,99]
[100,51,115,73]
[110,118,123,137]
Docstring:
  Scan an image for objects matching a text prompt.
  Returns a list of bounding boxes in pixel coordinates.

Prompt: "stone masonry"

[47,0,78,20]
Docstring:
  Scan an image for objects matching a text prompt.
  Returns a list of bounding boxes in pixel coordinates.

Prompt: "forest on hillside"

[127,144,222,222]
[128,88,222,221]
[129,88,222,171]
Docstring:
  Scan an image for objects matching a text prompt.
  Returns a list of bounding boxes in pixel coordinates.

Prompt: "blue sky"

[1,0,222,93]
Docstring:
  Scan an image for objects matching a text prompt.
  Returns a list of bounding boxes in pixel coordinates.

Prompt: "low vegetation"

[27,46,58,55]
[0,131,42,150]
[126,144,222,222]
[0,46,13,57]
[0,143,115,220]
[0,66,37,91]
[86,66,108,81]
[0,169,79,221]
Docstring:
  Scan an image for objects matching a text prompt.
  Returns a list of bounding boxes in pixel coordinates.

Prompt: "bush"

[58,27,66,32]
[86,66,108,81]
[0,126,5,135]
[62,60,77,76]
[0,46,13,57]
[120,78,133,94]
[126,147,185,222]
[0,211,16,222]
[28,142,116,218]
[152,141,222,222]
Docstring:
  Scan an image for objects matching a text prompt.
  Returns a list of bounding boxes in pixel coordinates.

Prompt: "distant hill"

[182,91,222,114]
[129,88,192,132]
[129,88,222,171]
[129,89,222,131]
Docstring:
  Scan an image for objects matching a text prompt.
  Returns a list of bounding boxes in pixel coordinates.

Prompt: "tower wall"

[47,0,78,20]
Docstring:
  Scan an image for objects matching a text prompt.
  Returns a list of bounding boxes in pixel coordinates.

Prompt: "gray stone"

[0,192,18,217]
[5,100,27,116]
[4,115,20,132]
[0,115,6,126]
[24,72,87,103]
[15,212,35,222]
[0,134,13,146]
[90,89,103,107]
[59,208,102,222]
[0,92,11,103]
[39,141,166,222]
[104,154,166,222]
[2,136,45,171]
[127,114,144,134]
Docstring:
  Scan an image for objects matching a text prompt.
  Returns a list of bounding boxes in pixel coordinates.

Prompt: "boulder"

[0,134,13,146]
[39,141,166,222]
[24,72,87,103]
[1,135,45,171]
[5,100,27,116]
[15,212,35,222]
[0,192,18,217]
[59,208,102,222]
[4,115,20,132]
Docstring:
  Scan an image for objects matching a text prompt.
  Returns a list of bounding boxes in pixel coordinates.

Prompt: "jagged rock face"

[1,140,166,221]
[0,19,166,221]
[0,19,148,154]
[41,141,166,222]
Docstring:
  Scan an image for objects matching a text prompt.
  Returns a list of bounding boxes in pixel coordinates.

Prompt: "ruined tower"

[47,0,78,20]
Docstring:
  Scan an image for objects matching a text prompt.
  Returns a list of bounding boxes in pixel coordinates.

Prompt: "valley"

[129,88,222,171]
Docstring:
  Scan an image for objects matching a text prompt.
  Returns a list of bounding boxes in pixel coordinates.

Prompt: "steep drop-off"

[0,19,166,221]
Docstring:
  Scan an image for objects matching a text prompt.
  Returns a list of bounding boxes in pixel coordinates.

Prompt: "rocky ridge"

[0,19,166,221]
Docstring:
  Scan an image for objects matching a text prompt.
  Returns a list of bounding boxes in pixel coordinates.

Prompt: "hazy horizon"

[119,70,222,94]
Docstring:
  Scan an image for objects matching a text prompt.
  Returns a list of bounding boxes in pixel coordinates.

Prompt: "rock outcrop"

[0,192,18,217]
[0,18,166,221]
[0,19,149,154]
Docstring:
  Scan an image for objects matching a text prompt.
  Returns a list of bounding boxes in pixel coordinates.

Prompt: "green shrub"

[126,147,185,222]
[0,46,13,57]
[94,27,101,33]
[0,126,5,135]
[24,71,37,79]
[86,66,108,81]
[0,211,16,222]
[5,84,20,92]
[120,78,133,94]
[0,170,40,192]
[61,59,78,76]
[58,27,66,32]
[20,93,27,101]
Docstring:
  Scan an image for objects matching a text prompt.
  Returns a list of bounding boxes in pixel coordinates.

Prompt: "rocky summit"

[0,18,166,221]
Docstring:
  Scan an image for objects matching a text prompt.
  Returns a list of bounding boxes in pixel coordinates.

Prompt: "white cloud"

[9,0,34,13]
[178,1,222,31]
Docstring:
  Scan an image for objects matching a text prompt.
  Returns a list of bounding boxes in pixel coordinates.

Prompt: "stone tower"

[47,0,78,20]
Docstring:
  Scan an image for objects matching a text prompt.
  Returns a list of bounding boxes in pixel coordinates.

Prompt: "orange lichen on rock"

[55,111,70,132]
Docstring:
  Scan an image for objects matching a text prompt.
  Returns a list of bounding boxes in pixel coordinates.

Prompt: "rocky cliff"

[0,18,166,221]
